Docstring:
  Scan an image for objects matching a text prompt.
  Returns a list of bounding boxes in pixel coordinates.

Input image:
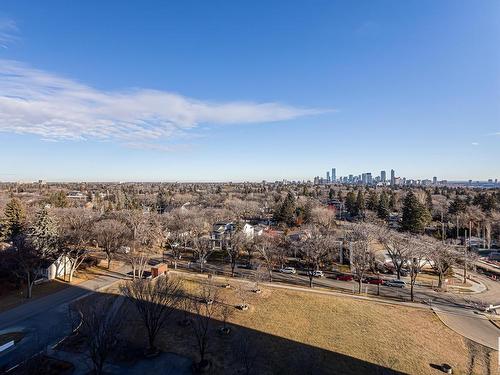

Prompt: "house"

[40,255,72,281]
[211,222,263,250]
[211,222,236,250]
[241,223,255,238]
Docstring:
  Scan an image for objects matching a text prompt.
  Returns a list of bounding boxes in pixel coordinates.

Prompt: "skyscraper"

[433,176,437,184]
[390,169,395,186]
[381,170,386,182]
[361,173,367,185]
[326,171,330,183]
[332,168,336,182]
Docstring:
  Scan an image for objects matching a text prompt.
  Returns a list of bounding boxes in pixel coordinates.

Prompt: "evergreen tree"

[328,188,335,200]
[401,191,431,233]
[377,191,390,219]
[425,190,433,212]
[356,190,365,217]
[274,191,297,226]
[49,191,68,208]
[2,198,26,240]
[448,196,467,215]
[29,207,59,254]
[367,191,378,211]
[337,190,344,202]
[302,186,309,196]
[302,200,313,224]
[345,191,358,216]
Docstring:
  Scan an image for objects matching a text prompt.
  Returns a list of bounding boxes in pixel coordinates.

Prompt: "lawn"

[112,274,496,375]
[0,280,69,313]
[0,266,98,313]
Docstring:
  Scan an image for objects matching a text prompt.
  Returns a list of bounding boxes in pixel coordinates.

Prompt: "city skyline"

[0,1,499,181]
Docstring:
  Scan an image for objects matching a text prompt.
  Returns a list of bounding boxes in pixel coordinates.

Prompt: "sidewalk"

[447,272,487,294]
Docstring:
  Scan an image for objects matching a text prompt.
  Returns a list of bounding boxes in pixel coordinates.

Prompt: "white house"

[40,255,72,281]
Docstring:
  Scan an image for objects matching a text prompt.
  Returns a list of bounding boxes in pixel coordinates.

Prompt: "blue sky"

[0,0,499,182]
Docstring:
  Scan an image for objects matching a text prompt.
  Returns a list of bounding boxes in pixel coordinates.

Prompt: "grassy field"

[113,274,496,375]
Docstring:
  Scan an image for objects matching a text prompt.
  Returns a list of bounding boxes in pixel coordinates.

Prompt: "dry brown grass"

[113,274,497,375]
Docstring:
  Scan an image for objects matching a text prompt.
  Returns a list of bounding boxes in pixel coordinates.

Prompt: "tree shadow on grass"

[2,282,409,375]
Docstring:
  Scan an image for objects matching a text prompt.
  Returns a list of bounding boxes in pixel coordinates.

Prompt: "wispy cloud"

[0,60,327,149]
[0,19,18,48]
[471,142,479,146]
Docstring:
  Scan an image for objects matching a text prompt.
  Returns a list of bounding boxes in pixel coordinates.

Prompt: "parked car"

[364,277,384,285]
[384,279,406,288]
[308,270,324,277]
[279,267,296,274]
[399,269,409,277]
[333,273,353,281]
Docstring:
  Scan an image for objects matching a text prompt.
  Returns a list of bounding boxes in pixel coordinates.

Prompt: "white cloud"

[0,60,326,148]
[0,19,18,48]
[471,142,479,146]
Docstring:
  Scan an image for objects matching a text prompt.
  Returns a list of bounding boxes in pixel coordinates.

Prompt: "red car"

[334,274,354,281]
[364,277,384,285]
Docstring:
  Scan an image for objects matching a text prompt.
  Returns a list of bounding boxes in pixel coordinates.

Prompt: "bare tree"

[428,241,455,289]
[56,208,94,282]
[311,206,336,233]
[192,235,214,273]
[120,276,181,353]
[120,211,161,278]
[347,222,376,293]
[275,233,291,269]
[226,231,247,277]
[92,218,129,269]
[233,332,258,375]
[299,228,333,287]
[163,230,185,269]
[406,236,429,302]
[190,282,221,370]
[76,298,123,375]
[379,229,411,280]
[253,232,279,282]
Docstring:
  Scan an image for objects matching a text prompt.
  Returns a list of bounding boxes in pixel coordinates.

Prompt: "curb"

[169,269,430,311]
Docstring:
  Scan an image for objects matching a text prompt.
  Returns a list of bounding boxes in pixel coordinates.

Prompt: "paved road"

[194,260,500,310]
[432,304,500,350]
[0,266,129,372]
